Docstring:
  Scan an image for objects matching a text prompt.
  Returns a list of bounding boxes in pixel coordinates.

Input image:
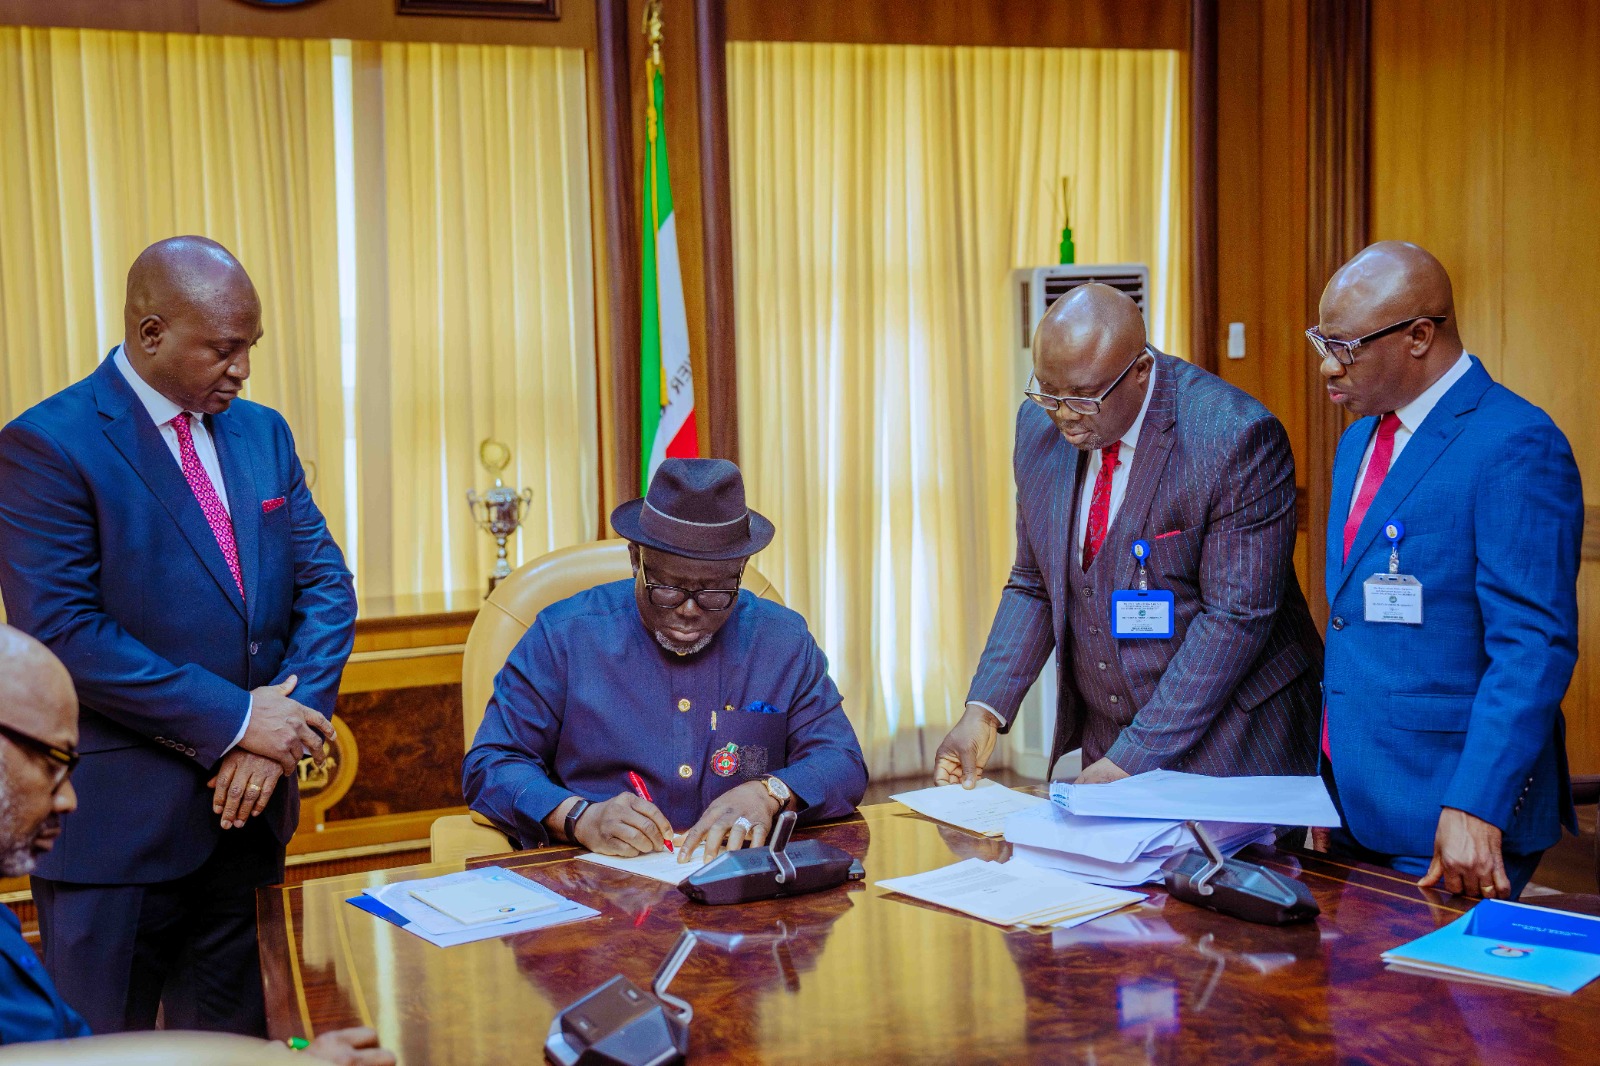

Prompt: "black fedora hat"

[611,458,775,561]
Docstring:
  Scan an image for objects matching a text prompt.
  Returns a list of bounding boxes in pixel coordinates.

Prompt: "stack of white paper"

[889,780,1048,837]
[997,770,1336,887]
[876,858,1144,929]
[353,866,599,948]
[1048,770,1340,826]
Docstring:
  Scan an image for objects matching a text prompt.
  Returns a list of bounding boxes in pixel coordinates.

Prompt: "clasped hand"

[241,674,332,774]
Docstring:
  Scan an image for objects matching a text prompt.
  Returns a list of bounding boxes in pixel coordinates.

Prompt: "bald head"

[1036,283,1148,372]
[1030,283,1153,452]
[1321,241,1458,339]
[0,625,76,743]
[125,236,254,322]
[1316,241,1464,417]
[123,236,261,416]
[0,626,77,876]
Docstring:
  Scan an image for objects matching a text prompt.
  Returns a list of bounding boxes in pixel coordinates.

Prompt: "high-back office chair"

[428,539,784,864]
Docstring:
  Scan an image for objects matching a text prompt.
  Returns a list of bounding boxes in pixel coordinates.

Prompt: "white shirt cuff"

[225,694,252,754]
[966,700,1006,727]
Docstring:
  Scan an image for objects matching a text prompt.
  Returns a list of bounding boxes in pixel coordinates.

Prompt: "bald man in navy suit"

[0,238,356,1036]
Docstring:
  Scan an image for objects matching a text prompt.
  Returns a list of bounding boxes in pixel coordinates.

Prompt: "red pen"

[627,771,674,852]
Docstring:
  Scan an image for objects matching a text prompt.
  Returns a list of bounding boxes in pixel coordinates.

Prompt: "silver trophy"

[465,439,533,595]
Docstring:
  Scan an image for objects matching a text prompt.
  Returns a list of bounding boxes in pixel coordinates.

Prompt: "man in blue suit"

[936,284,1321,788]
[1314,241,1582,900]
[465,459,866,862]
[0,238,356,1034]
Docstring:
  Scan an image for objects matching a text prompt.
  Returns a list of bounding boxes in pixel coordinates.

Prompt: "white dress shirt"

[114,344,250,750]
[1074,359,1157,560]
[113,345,231,515]
[1347,352,1473,514]
[970,360,1158,728]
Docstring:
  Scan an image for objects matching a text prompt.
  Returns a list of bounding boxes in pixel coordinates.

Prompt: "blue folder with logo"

[1381,900,1600,996]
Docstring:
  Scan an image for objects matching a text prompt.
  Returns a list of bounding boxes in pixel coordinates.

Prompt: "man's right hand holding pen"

[545,793,676,857]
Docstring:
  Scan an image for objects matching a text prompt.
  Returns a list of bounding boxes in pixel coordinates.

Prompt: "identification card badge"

[1363,520,1423,624]
[1111,539,1175,639]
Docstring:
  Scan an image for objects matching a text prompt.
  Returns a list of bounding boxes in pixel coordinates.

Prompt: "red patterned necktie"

[1081,441,1122,571]
[170,414,244,600]
[1342,413,1402,563]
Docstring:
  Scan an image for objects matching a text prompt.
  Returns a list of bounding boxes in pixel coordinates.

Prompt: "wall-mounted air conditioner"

[1013,262,1150,371]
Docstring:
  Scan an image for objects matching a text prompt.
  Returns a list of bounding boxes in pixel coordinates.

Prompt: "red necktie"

[171,414,245,600]
[1082,441,1122,571]
[1342,413,1401,563]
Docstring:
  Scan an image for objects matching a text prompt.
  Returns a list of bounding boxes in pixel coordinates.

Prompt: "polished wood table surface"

[259,802,1600,1064]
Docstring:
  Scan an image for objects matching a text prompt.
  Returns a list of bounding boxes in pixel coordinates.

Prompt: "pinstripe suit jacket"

[969,352,1321,777]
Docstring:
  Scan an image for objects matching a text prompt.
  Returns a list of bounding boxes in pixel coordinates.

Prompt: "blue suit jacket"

[0,903,89,1044]
[969,353,1322,776]
[0,353,356,883]
[464,581,868,847]
[1323,357,1581,856]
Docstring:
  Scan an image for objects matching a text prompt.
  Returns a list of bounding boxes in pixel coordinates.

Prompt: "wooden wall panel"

[726,0,1187,50]
[1372,0,1600,773]
[1370,0,1504,377]
[1500,0,1600,499]
[1215,0,1310,591]
[1215,0,1308,476]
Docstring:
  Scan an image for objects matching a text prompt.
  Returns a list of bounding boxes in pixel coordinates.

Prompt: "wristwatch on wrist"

[563,798,592,844]
[760,774,792,809]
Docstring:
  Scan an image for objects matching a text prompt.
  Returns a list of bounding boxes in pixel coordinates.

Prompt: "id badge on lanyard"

[1363,520,1423,624]
[1111,539,1176,639]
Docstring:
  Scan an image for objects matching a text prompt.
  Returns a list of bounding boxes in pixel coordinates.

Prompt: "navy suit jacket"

[0,353,356,883]
[1323,357,1581,856]
[968,353,1322,776]
[464,581,867,847]
[0,904,89,1045]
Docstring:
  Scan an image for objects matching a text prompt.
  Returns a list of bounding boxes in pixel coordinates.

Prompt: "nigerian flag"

[640,50,697,492]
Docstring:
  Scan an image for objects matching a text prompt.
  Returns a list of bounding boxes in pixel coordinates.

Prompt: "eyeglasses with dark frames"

[1026,345,1152,416]
[0,721,78,791]
[639,564,744,612]
[1306,316,1447,366]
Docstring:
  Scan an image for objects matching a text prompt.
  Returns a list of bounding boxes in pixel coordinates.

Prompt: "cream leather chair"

[429,539,783,864]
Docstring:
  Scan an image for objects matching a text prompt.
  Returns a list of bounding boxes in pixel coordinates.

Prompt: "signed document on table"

[577,845,713,885]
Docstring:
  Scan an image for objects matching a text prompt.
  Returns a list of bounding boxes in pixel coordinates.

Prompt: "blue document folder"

[1382,900,1600,996]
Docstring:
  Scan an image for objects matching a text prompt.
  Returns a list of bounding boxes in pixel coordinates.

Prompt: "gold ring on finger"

[246,784,262,792]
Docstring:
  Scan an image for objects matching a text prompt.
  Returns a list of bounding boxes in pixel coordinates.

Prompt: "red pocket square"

[1154,529,1184,540]
[262,497,286,514]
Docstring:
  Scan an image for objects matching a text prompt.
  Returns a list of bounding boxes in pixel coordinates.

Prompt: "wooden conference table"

[259,802,1600,1064]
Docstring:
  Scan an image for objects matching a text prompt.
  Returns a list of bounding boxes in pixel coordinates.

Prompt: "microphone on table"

[678,811,864,905]
[544,928,697,1066]
[1162,820,1320,926]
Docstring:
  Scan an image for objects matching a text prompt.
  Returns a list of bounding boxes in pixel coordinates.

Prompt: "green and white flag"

[640,21,697,492]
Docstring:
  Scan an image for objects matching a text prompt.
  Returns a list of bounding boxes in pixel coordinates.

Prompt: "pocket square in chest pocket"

[262,497,286,514]
[744,700,784,715]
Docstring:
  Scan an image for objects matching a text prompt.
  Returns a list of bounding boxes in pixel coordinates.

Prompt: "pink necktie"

[170,414,244,600]
[1082,441,1122,571]
[1343,413,1401,563]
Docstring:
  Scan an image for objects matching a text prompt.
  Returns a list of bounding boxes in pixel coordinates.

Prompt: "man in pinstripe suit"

[936,284,1320,787]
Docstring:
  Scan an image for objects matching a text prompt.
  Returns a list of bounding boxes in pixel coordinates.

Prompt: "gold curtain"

[728,43,1189,777]
[0,26,346,545]
[349,41,599,600]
